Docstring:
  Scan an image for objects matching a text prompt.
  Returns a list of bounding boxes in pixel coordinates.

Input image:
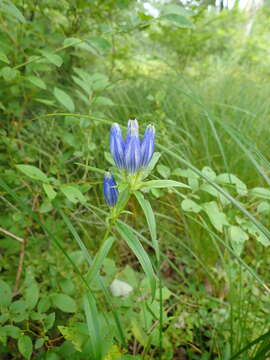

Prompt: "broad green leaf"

[116,222,156,300]
[25,282,39,309]
[0,52,9,64]
[134,191,159,261]
[181,199,202,213]
[250,187,270,200]
[60,185,86,204]
[41,52,63,67]
[201,166,216,181]
[229,225,249,256]
[162,4,194,17]
[44,312,55,331]
[35,338,45,349]
[1,66,19,81]
[142,180,189,190]
[200,183,230,206]
[58,325,87,352]
[72,75,92,95]
[243,222,270,247]
[18,335,33,360]
[216,173,247,196]
[0,325,20,339]
[1,2,26,23]
[27,76,46,89]
[51,293,77,313]
[10,299,27,313]
[0,280,12,307]
[60,278,75,295]
[162,13,193,28]
[42,183,57,200]
[38,297,51,313]
[94,96,114,106]
[203,201,229,232]
[39,199,53,213]
[16,164,49,182]
[63,37,81,47]
[86,236,115,285]
[257,201,270,214]
[157,164,171,179]
[54,87,75,112]
[88,37,112,53]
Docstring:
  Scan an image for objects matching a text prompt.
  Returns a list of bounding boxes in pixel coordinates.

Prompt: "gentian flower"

[124,119,141,174]
[126,119,139,145]
[140,124,155,168]
[103,171,118,207]
[110,123,125,169]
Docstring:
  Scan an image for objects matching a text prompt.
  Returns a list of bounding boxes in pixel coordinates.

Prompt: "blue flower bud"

[125,120,141,174]
[140,125,155,168]
[126,119,139,145]
[110,123,125,169]
[103,171,118,207]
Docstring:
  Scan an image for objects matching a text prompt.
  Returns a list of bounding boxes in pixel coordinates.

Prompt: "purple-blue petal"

[103,172,118,207]
[125,134,141,174]
[110,123,125,169]
[140,125,155,168]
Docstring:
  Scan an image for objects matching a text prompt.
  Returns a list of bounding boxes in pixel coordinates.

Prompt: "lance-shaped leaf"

[116,222,156,300]
[134,191,159,262]
[86,236,115,285]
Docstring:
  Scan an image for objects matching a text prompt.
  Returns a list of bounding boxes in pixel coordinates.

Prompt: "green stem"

[158,257,163,359]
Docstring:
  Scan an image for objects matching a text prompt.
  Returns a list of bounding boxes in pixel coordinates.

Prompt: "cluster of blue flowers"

[103,119,155,207]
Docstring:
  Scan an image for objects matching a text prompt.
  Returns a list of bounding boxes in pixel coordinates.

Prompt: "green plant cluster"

[1,0,270,359]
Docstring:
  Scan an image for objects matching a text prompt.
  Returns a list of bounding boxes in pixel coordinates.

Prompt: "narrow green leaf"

[27,76,46,89]
[42,183,57,200]
[84,294,102,360]
[134,191,159,261]
[116,222,156,300]
[16,164,49,182]
[142,179,189,190]
[54,87,75,112]
[75,163,105,175]
[86,236,115,285]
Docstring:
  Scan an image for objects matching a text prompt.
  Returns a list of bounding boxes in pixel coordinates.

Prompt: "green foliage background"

[1,0,270,359]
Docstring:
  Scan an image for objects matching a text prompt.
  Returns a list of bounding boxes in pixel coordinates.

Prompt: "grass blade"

[134,191,159,262]
[116,221,156,300]
[86,236,115,285]
[84,293,102,360]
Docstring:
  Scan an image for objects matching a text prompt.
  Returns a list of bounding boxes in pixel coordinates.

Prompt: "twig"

[0,227,24,243]
[14,240,26,295]
[0,227,27,295]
